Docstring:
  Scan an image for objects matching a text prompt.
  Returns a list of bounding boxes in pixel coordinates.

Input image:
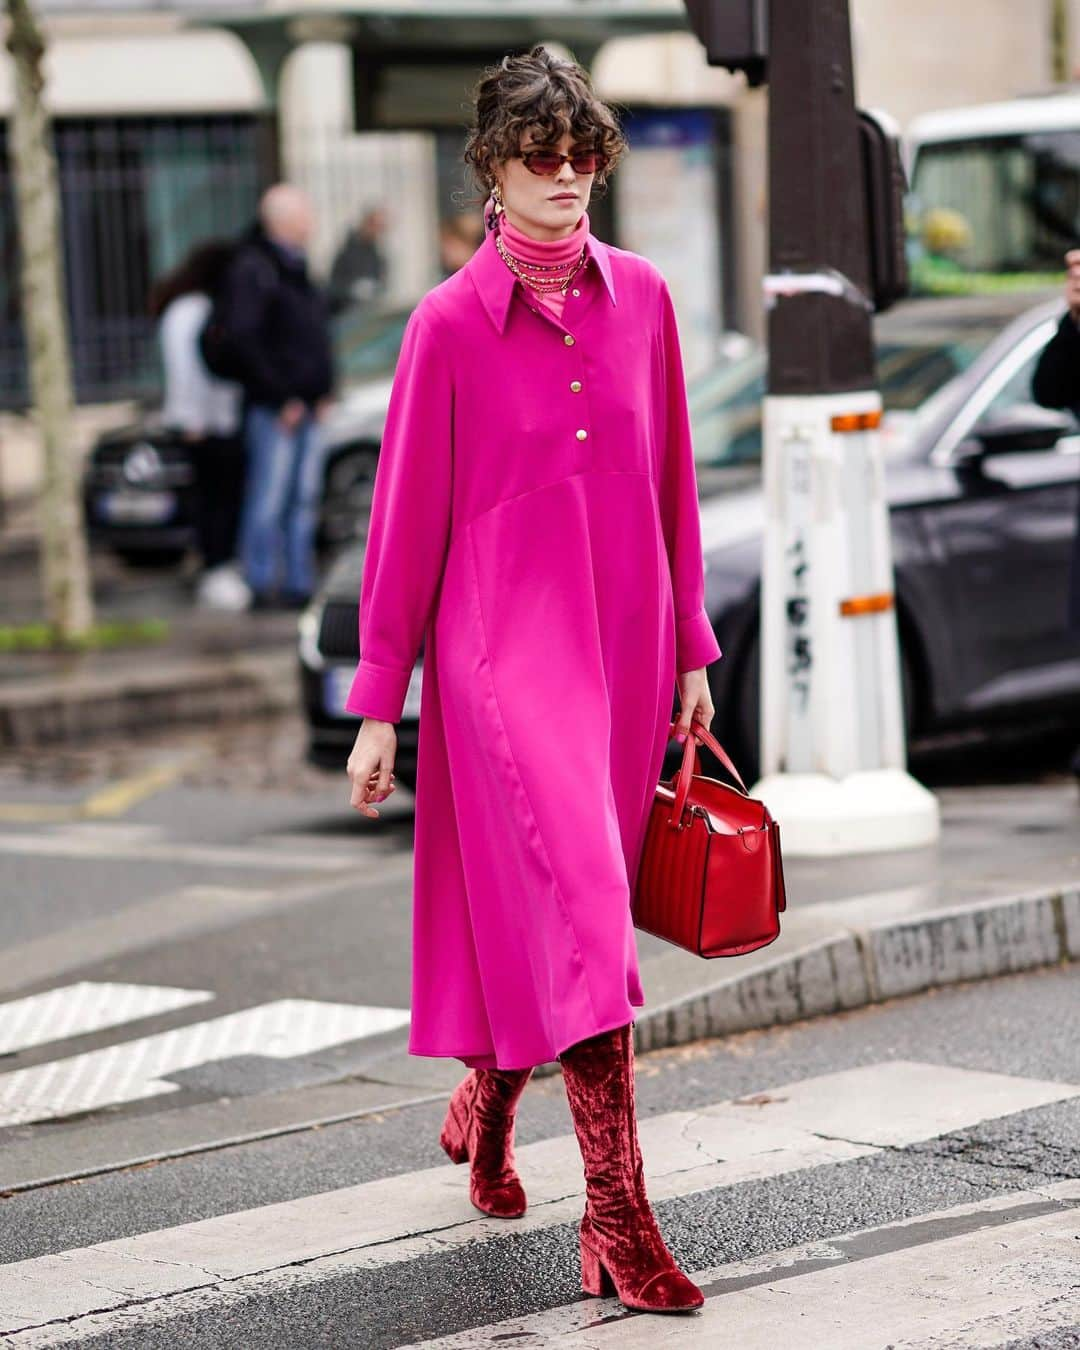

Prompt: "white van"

[906,91,1080,296]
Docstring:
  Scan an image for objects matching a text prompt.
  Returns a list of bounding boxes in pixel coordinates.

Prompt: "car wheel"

[319,447,378,554]
[729,623,918,784]
[113,546,187,569]
[731,627,761,785]
[899,637,917,748]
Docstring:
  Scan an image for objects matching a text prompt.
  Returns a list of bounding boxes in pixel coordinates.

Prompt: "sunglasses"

[516,148,606,176]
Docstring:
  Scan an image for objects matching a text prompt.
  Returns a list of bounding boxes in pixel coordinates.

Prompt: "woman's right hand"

[346,720,397,818]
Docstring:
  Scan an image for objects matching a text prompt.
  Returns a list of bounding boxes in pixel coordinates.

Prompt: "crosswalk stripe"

[0,983,212,1057]
[0,1061,1076,1340]
[414,1181,1080,1350]
[0,999,411,1128]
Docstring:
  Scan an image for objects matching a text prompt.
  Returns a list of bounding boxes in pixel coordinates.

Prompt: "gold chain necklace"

[495,227,588,296]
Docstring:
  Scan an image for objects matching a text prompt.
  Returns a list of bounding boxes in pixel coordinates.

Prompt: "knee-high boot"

[440,1066,533,1218]
[559,1023,704,1313]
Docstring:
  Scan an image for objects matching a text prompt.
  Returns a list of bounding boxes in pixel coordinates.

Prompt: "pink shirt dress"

[344,215,722,1069]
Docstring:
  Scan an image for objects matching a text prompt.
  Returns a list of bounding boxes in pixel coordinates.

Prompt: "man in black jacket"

[1031,248,1080,779]
[225,184,334,607]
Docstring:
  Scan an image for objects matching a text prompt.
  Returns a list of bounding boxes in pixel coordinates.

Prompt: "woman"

[149,240,249,611]
[344,47,721,1314]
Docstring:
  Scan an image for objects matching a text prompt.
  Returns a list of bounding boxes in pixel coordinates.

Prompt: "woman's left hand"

[673,668,714,743]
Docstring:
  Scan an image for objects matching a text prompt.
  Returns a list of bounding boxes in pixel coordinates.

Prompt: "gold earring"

[492,182,504,213]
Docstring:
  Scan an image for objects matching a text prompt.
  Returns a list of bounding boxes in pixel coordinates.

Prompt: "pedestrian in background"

[344,46,720,1313]
[1030,247,1080,781]
[149,240,249,612]
[219,184,335,609]
[327,205,388,316]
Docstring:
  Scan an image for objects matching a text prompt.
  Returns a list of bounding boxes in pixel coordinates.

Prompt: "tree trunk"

[6,0,93,639]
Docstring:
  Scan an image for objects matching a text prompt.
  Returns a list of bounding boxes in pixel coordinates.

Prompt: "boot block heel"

[580,1240,616,1297]
[439,1107,469,1164]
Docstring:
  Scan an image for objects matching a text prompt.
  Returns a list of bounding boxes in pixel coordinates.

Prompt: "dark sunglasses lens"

[524,153,564,175]
[570,153,602,173]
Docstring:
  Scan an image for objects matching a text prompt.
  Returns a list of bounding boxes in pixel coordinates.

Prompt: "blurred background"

[1,0,1078,794]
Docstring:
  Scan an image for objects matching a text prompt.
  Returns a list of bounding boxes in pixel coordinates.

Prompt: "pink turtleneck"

[497,210,590,320]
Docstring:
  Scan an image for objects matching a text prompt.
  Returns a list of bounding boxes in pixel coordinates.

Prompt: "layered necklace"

[494,221,588,297]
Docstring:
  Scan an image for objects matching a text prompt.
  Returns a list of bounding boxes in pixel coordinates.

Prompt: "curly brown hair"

[463,45,628,201]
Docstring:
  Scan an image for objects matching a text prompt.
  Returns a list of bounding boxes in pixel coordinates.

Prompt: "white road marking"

[0,1061,1075,1340]
[415,1183,1080,1350]
[0,825,366,871]
[0,983,212,1056]
[0,999,412,1128]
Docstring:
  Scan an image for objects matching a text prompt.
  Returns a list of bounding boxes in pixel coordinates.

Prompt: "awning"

[190,1,690,106]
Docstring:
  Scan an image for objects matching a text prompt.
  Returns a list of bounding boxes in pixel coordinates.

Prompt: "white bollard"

[754,389,940,856]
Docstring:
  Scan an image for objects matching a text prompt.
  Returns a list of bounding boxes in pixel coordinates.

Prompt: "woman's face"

[494,127,598,241]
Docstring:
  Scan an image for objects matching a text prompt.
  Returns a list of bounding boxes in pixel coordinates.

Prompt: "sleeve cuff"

[343,659,413,723]
[675,609,722,674]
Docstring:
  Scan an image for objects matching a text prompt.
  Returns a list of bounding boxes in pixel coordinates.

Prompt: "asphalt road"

[0,720,1077,1346]
[1,965,1078,1347]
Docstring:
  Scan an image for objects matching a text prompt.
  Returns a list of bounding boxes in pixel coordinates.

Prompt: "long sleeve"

[160,296,212,435]
[1032,312,1080,411]
[343,307,453,722]
[656,279,722,674]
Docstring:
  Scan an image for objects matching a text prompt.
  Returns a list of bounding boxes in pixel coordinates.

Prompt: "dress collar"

[467,221,617,335]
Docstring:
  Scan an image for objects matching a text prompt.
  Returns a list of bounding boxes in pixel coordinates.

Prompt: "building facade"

[0,2,1062,409]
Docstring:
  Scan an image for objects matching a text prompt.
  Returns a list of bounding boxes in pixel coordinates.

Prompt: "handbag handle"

[668,719,751,825]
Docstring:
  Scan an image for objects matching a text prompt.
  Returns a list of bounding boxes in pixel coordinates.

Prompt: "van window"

[908,133,1080,294]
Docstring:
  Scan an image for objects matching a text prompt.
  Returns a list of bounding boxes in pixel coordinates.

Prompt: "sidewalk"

[0,501,303,749]
[629,780,1080,1056]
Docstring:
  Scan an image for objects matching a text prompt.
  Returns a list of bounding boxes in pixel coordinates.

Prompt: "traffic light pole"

[752,0,939,853]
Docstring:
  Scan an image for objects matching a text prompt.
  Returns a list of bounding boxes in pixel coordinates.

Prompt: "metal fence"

[0,105,731,410]
[0,114,263,410]
[0,115,491,410]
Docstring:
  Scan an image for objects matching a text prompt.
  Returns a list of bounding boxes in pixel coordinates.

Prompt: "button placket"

[566,334,591,449]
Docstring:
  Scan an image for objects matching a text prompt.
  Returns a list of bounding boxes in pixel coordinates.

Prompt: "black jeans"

[190,433,246,569]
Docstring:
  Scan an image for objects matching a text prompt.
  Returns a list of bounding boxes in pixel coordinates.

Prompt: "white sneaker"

[197,563,253,612]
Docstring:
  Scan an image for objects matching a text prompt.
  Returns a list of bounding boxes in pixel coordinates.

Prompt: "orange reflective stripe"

[830,409,883,433]
[839,593,894,617]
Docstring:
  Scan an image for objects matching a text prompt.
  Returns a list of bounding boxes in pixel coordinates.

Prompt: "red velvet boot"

[559,1024,704,1313]
[439,1066,533,1218]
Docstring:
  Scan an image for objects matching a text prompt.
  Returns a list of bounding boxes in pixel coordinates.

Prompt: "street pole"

[753,0,939,854]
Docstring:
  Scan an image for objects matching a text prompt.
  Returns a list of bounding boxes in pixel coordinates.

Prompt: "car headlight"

[298,604,325,672]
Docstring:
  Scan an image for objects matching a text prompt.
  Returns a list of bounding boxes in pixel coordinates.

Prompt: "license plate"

[96,490,177,524]
[324,664,423,720]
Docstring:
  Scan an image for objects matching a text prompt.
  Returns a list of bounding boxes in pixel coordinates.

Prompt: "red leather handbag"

[632,720,787,958]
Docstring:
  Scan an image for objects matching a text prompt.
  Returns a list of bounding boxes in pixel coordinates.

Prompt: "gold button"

[576,429,588,441]
[571,288,580,297]
[570,380,582,392]
[564,334,575,346]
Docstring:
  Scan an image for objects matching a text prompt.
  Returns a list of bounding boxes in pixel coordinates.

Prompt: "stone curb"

[623,882,1080,1062]
[0,651,299,749]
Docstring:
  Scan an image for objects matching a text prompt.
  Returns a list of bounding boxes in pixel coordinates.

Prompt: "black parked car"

[300,294,1080,790]
[82,307,409,567]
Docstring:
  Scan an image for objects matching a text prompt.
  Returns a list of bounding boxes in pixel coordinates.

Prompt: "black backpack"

[198,273,246,382]
[197,243,276,382]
